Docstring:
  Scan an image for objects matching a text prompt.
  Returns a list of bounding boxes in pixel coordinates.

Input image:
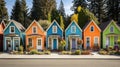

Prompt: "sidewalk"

[0,52,120,59]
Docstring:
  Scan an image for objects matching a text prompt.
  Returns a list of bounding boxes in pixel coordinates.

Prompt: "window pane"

[110,26,114,33]
[11,27,14,33]
[94,38,98,44]
[33,27,37,34]
[28,38,32,47]
[91,26,94,32]
[38,39,41,46]
[53,26,57,33]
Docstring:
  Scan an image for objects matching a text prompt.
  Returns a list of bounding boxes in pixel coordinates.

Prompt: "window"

[14,38,19,46]
[90,26,94,32]
[52,26,57,33]
[10,26,15,33]
[110,26,114,33]
[114,36,118,44]
[38,39,42,46]
[28,38,32,47]
[32,26,37,34]
[71,26,76,33]
[94,37,98,45]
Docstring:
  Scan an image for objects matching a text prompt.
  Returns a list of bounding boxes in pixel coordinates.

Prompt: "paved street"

[0,59,120,67]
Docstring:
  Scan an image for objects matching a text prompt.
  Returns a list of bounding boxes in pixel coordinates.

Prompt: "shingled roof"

[10,20,26,32]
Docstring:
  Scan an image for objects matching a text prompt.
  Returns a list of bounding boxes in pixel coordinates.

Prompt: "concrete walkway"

[0,52,120,59]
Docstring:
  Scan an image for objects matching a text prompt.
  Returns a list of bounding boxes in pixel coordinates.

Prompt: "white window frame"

[52,26,57,33]
[110,26,114,33]
[32,26,37,34]
[94,37,99,45]
[10,26,15,33]
[28,38,33,47]
[37,38,42,46]
[5,37,11,51]
[13,37,20,48]
[90,26,94,32]
[71,26,76,33]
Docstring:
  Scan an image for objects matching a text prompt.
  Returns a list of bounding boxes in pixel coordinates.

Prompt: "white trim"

[32,26,37,34]
[71,26,76,33]
[85,36,91,48]
[3,20,22,33]
[28,37,33,47]
[46,20,63,32]
[13,37,20,50]
[90,26,94,32]
[9,26,15,33]
[103,20,120,32]
[52,26,57,33]
[25,20,44,33]
[37,38,42,50]
[52,38,58,50]
[84,20,101,32]
[65,20,82,33]
[5,37,11,51]
[94,36,99,45]
[1,20,6,27]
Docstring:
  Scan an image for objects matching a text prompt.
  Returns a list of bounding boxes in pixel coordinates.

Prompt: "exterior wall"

[65,22,82,49]
[83,22,101,49]
[26,22,45,50]
[46,21,63,49]
[3,22,22,51]
[102,22,120,48]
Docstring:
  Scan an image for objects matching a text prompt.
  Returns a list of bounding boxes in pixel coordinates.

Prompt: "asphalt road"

[0,59,120,67]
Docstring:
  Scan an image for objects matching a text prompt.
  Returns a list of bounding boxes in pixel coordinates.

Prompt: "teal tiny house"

[65,21,82,50]
[3,20,25,51]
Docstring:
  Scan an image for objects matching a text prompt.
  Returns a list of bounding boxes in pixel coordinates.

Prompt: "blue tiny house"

[65,21,82,50]
[46,20,63,50]
[3,20,25,51]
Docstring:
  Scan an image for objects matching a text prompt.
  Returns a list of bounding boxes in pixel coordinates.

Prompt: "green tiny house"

[100,20,120,48]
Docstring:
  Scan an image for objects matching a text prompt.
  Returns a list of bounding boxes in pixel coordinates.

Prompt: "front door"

[86,37,90,49]
[13,37,20,50]
[37,38,42,50]
[6,37,11,51]
[53,39,57,50]
[106,36,110,46]
[72,38,76,49]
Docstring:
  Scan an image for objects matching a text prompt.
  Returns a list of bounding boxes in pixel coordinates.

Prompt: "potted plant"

[77,39,83,50]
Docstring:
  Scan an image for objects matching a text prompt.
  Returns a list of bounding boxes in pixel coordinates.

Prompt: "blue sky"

[5,0,73,17]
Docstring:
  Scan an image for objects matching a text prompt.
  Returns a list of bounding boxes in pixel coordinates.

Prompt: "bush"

[74,50,81,55]
[108,50,116,55]
[61,51,72,55]
[81,50,90,55]
[37,52,44,55]
[18,46,23,52]
[98,50,108,55]
[108,46,113,51]
[115,51,120,55]
[29,49,39,54]
[44,50,51,55]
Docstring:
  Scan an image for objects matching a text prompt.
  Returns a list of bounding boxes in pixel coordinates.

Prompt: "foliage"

[18,46,24,52]
[60,15,64,31]
[60,39,66,51]
[81,50,91,55]
[61,51,72,55]
[43,50,51,55]
[29,49,39,54]
[74,50,81,55]
[98,49,108,55]
[77,39,83,45]
[0,0,8,21]
[38,20,51,30]
[71,14,78,23]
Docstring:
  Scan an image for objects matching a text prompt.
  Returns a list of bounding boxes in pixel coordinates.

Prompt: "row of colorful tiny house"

[1,20,120,51]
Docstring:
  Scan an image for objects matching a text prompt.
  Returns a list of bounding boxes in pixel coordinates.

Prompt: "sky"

[5,0,74,17]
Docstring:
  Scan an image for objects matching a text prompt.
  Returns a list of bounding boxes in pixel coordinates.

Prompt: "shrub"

[98,50,108,55]
[29,49,39,54]
[37,52,44,55]
[108,50,116,55]
[115,51,120,55]
[44,50,51,55]
[81,50,90,55]
[108,46,113,51]
[61,51,72,55]
[18,46,23,52]
[74,50,81,55]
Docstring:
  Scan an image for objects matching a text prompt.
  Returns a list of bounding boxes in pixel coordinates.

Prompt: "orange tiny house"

[83,20,101,50]
[25,20,45,51]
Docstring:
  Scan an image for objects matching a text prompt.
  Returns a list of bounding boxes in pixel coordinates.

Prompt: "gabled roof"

[25,20,44,33]
[4,20,26,32]
[65,20,82,32]
[83,20,101,32]
[1,20,6,28]
[99,20,120,32]
[46,20,63,32]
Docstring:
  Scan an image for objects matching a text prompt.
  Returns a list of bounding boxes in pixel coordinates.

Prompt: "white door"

[37,38,42,50]
[106,37,110,46]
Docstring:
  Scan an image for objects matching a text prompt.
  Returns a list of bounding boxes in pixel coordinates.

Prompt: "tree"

[31,0,56,20]
[11,0,23,23]
[72,0,88,13]
[60,15,64,31]
[60,38,66,51]
[21,0,29,28]
[0,0,8,21]
[71,14,78,23]
[89,0,108,23]
[107,0,120,23]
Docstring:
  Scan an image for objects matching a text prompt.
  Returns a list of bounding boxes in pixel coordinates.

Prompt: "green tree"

[11,0,23,23]
[31,0,56,20]
[0,0,8,21]
[60,39,66,51]
[60,15,64,31]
